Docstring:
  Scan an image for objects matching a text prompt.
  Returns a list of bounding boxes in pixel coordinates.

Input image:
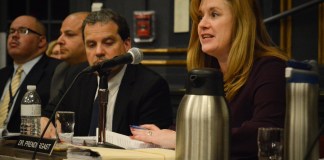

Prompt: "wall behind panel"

[102,0,188,93]
[103,0,283,50]
[262,0,281,45]
[0,0,7,68]
[103,0,189,49]
[70,0,91,13]
[291,0,319,61]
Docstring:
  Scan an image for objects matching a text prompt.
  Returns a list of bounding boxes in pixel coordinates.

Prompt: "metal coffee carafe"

[176,68,230,160]
[284,60,319,160]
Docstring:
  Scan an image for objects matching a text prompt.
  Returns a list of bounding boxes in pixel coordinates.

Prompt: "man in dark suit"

[42,9,173,137]
[49,12,89,102]
[0,15,60,132]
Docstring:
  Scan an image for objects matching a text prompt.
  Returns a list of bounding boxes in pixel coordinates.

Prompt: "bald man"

[0,15,60,133]
[49,12,90,101]
[40,12,90,137]
[57,12,89,64]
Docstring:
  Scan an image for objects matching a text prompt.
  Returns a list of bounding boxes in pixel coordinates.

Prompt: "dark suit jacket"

[0,55,61,133]
[44,64,173,136]
[49,62,70,102]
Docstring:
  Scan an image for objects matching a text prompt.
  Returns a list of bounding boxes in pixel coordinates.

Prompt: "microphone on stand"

[97,71,109,146]
[81,47,143,73]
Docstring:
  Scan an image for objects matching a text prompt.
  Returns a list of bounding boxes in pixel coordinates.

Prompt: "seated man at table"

[42,9,173,137]
[0,15,60,133]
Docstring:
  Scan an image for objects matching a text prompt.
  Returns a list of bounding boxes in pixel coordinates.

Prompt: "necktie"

[0,66,23,128]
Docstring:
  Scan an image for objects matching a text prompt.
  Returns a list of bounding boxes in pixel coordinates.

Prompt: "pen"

[129,125,148,130]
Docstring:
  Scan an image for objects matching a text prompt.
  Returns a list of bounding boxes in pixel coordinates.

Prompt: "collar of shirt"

[95,65,127,97]
[1,54,43,101]
[13,54,43,78]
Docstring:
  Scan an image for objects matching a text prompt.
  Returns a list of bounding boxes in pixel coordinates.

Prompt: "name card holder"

[15,135,57,155]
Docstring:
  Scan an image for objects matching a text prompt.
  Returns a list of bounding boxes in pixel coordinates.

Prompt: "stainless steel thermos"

[176,68,230,160]
[284,60,319,160]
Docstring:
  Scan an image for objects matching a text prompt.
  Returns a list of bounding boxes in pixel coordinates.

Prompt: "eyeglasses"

[8,27,42,36]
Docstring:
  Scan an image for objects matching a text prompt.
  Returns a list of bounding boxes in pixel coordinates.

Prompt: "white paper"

[105,130,160,149]
[73,131,160,149]
[174,0,190,33]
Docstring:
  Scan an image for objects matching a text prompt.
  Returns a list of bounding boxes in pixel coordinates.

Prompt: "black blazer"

[0,55,61,132]
[49,62,70,102]
[44,64,173,136]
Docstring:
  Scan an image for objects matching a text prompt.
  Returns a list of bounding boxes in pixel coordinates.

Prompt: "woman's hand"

[130,124,176,149]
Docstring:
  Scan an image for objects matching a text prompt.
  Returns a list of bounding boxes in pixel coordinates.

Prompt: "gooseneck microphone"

[82,47,143,73]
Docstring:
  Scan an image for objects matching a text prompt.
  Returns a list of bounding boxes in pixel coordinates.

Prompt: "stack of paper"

[72,130,160,149]
[105,130,160,149]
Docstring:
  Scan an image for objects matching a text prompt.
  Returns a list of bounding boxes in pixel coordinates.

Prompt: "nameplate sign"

[15,135,57,154]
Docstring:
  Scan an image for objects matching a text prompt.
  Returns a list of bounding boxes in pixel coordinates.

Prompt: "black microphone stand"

[92,69,124,149]
[94,70,124,149]
[97,70,109,145]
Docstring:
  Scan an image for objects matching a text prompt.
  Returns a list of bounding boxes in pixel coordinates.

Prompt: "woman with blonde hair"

[131,0,288,159]
[46,40,61,59]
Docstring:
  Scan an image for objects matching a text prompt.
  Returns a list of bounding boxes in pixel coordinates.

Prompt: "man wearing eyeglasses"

[0,15,60,133]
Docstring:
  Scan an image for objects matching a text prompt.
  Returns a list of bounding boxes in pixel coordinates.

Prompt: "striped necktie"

[0,66,24,128]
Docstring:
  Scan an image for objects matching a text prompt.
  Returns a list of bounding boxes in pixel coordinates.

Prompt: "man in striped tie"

[0,15,60,133]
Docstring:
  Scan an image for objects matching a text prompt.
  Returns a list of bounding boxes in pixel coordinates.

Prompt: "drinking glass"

[258,127,283,160]
[55,111,75,143]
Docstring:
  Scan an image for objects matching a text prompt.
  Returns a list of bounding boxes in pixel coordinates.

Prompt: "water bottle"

[20,85,41,136]
[176,68,230,160]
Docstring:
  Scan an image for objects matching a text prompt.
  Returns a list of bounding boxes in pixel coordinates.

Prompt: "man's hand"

[40,117,57,139]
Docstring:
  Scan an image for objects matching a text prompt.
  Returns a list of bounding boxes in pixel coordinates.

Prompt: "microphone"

[82,47,143,73]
